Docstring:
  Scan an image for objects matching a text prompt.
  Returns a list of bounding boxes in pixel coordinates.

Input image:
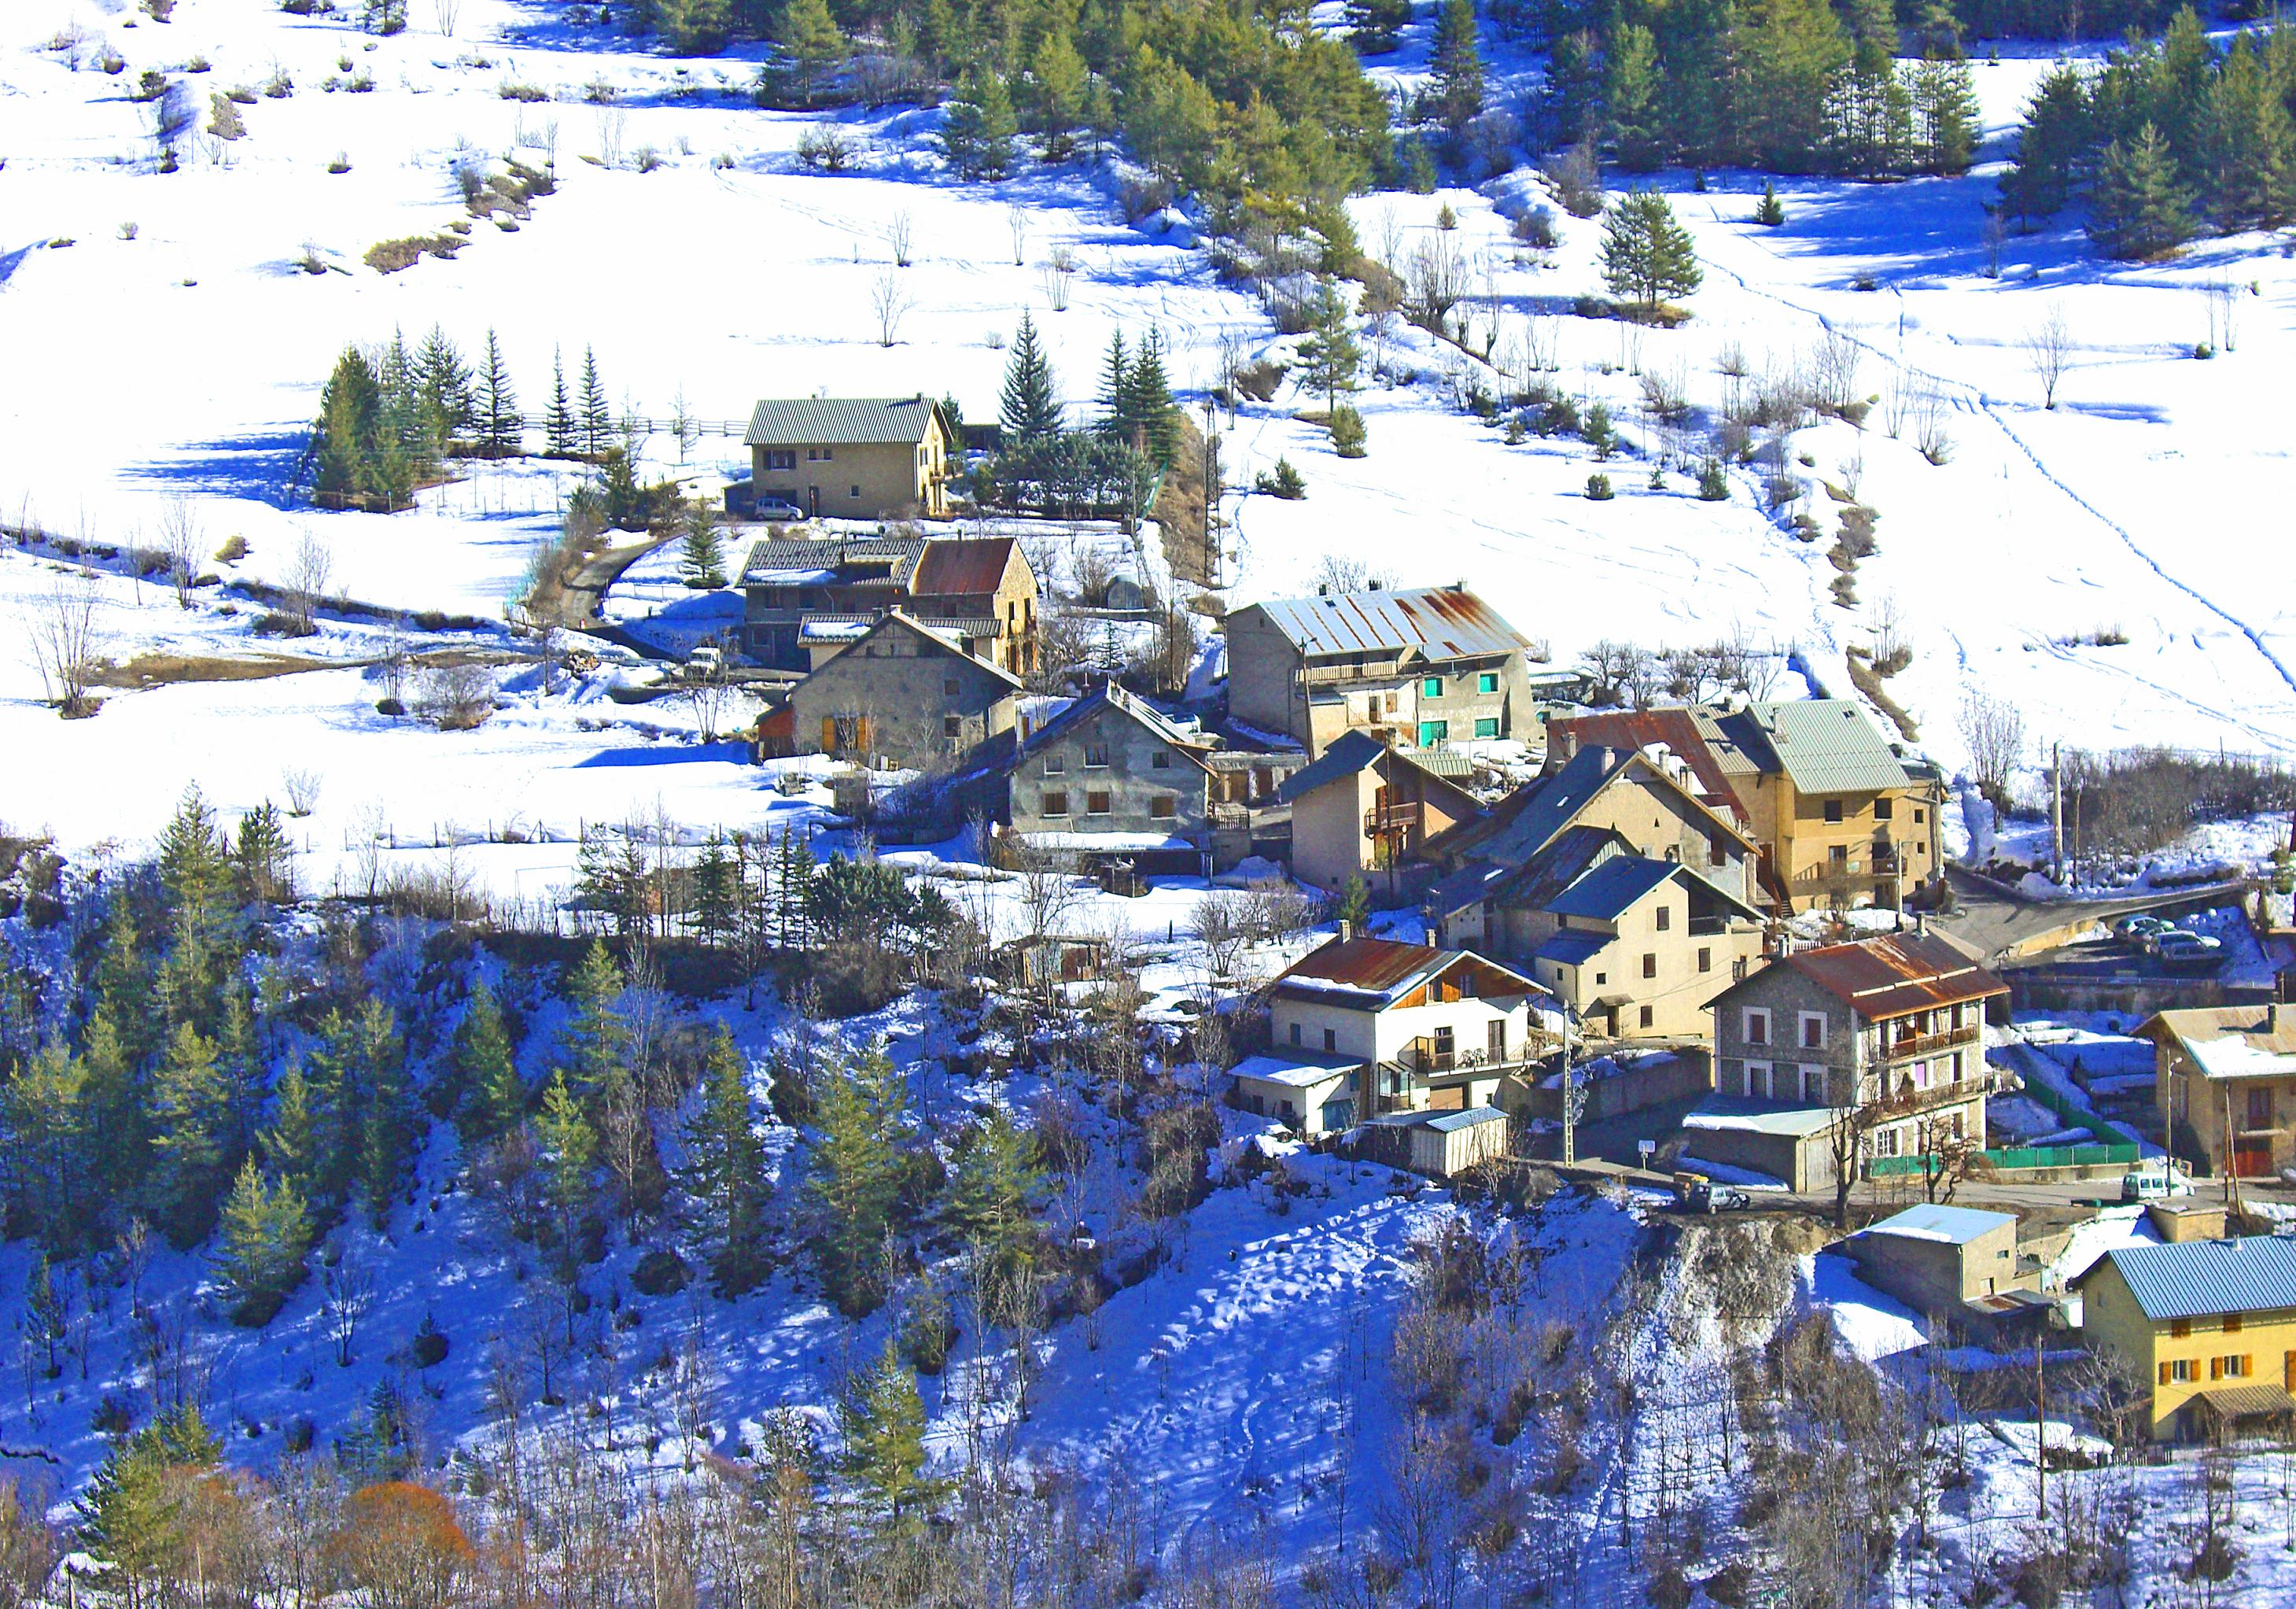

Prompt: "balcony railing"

[1365,801,1422,837]
[1879,1068,1998,1113]
[1876,1023,1982,1062]
[1399,1036,1552,1077]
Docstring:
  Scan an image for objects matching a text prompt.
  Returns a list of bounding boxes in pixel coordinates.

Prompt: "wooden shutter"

[2159,1361,2171,1386]
[820,717,837,753]
[857,716,872,753]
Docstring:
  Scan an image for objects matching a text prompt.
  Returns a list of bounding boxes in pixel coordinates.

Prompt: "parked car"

[755,498,807,523]
[1671,1172,1753,1213]
[2114,915,2170,944]
[2143,927,2215,955]
[2121,1165,2195,1202]
[2156,934,2223,966]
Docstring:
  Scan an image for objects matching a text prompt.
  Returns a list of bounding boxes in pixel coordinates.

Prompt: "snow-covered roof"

[2142,1004,2296,1079]
[750,566,838,586]
[1681,1098,1837,1138]
[1228,1053,1361,1090]
[1857,1204,2015,1246]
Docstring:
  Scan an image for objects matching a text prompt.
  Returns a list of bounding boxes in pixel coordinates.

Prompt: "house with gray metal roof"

[1225,583,1538,757]
[743,395,954,518]
[1841,1204,2029,1319]
[2075,1233,2296,1441]
[739,533,1037,674]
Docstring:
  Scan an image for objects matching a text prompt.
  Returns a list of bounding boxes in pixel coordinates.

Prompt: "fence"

[1869,1141,2139,1177]
[2017,1073,2132,1148]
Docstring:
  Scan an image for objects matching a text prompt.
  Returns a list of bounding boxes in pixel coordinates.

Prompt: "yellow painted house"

[2074,1234,2296,1441]
[743,395,954,519]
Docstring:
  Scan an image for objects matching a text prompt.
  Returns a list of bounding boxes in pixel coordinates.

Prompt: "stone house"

[785,610,1021,769]
[1550,700,1948,912]
[1001,681,1225,873]
[2141,1002,2296,1179]
[1842,1204,2028,1316]
[1684,931,2006,1191]
[743,395,954,519]
[1277,730,1485,897]
[2075,1235,2296,1441]
[1225,584,1537,756]
[1228,936,1560,1134]
[739,533,1037,674]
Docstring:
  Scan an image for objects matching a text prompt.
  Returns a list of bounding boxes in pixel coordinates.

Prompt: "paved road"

[1929,867,2253,966]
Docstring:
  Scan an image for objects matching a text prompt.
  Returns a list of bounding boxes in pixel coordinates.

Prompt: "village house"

[781,610,1021,770]
[1225,584,1538,756]
[1421,744,1766,1038]
[1278,730,1484,898]
[2141,1002,2296,1179]
[1682,932,2007,1192]
[1549,700,1948,912]
[1841,1204,2029,1317]
[1228,936,1560,1136]
[1000,681,1225,874]
[741,395,955,520]
[2075,1234,2296,1442]
[739,532,1038,674]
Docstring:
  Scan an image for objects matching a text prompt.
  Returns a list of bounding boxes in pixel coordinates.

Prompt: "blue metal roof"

[2090,1234,2296,1321]
[1535,930,1608,967]
[1543,855,1679,921]
[1859,1204,2016,1246]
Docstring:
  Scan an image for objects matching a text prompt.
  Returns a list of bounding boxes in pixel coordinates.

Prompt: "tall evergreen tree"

[558,939,630,1102]
[2088,121,2196,259]
[479,328,521,459]
[7,1044,90,1254]
[1907,54,1980,176]
[1121,330,1178,465]
[1742,0,1850,173]
[838,1341,931,1514]
[942,65,1019,179]
[263,1059,320,1201]
[1096,331,1130,437]
[1295,282,1364,412]
[1999,61,2090,226]
[1601,190,1704,313]
[1428,0,1484,136]
[940,1109,1044,1282]
[778,0,847,105]
[1343,0,1410,54]
[149,1022,231,1246]
[533,1070,596,1265]
[216,1161,310,1324]
[415,326,475,441]
[1028,29,1087,159]
[805,1045,906,1316]
[1605,23,1664,172]
[453,981,522,1146]
[578,345,611,459]
[680,499,728,589]
[545,348,578,456]
[692,834,741,950]
[684,1026,770,1295]
[157,785,232,1031]
[998,313,1062,444]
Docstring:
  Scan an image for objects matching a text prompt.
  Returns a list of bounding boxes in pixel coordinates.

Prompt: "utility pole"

[1199,395,1222,591]
[1561,1009,1578,1167]
[2050,741,2064,884]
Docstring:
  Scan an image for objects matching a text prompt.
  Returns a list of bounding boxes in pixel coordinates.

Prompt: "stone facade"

[787,612,1019,769]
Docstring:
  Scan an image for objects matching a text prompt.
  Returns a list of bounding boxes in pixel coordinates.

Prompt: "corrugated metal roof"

[1859,1204,2016,1245]
[910,537,1018,600]
[2140,1006,2296,1079]
[1011,679,1214,775]
[2091,1235,2296,1322]
[1782,932,2008,1018]
[744,396,940,447]
[1247,586,1530,662]
[739,535,926,586]
[1724,699,1912,795]
[1424,1106,1509,1132]
[828,611,1023,688]
[1489,825,1630,913]
[1548,707,1751,817]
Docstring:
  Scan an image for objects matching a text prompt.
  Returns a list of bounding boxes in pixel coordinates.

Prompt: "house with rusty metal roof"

[2139,1002,2296,1181]
[1683,932,2007,1194]
[739,532,1037,675]
[1232,935,1560,1135]
[2074,1233,2296,1441]
[1225,583,1538,758]
[742,395,954,519]
[1550,699,1947,913]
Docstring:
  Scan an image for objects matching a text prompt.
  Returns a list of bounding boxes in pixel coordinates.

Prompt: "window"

[1800,1064,1824,1102]
[1830,844,1850,869]
[1474,718,1499,738]
[1478,672,1499,694]
[1422,677,1443,698]
[944,716,963,739]
[1418,720,1449,746]
[1656,906,1671,933]
[1823,799,1845,823]
[849,485,861,498]
[1799,1013,1826,1050]
[1743,1007,1771,1046]
[765,449,795,471]
[1458,970,1476,998]
[1873,797,1893,821]
[2165,1359,2196,1383]
[1914,808,1926,825]
[1152,750,1170,769]
[1042,754,1065,776]
[944,677,960,696]
[1290,1022,1302,1046]
[1744,1059,1771,1098]
[1323,1028,1336,1053]
[1150,796,1177,819]
[1086,790,1112,815]
[1697,947,1712,973]
[1083,744,1109,768]
[1041,789,1069,817]
[1594,971,1607,987]
[1638,1005,1654,1029]
[1642,954,1657,980]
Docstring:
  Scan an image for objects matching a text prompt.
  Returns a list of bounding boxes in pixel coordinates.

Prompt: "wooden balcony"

[1877,1023,1982,1062]
[1399,1035,1550,1078]
[1365,801,1422,837]
[1880,1068,1999,1113]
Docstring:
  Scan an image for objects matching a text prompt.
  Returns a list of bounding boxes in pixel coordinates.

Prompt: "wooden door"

[1426,1085,1465,1111]
[1487,1020,1506,1065]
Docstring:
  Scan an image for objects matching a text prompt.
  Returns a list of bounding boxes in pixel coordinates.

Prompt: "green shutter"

[1417,719,1448,746]
[1479,672,1498,693]
[1474,718,1498,737]
[1421,676,1442,698]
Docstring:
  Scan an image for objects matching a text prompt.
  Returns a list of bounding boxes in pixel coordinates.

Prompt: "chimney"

[2272,1001,2288,1035]
[1318,583,1330,597]
[1336,918,1355,943]
[1367,578,1384,591]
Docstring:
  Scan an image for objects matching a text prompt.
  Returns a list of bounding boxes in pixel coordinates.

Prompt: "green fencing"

[2016,1070,2131,1149]
[1869,1142,2139,1178]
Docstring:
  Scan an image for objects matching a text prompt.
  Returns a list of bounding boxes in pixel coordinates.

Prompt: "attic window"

[1824,800,1845,823]
[1152,750,1171,769]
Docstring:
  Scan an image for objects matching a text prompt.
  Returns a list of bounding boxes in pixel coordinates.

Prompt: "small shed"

[1229,1054,1361,1137]
[1844,1203,2025,1316]
[1354,1105,1511,1179]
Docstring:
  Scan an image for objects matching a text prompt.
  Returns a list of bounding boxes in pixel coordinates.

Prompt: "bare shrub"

[1041,246,1077,312]
[2025,301,2072,409]
[418,661,496,730]
[282,768,322,817]
[157,496,203,607]
[28,572,104,716]
[283,530,334,631]
[1959,691,2024,807]
[885,208,912,267]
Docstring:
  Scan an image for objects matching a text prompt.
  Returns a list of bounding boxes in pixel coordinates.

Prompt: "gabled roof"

[2138,1006,2296,1080]
[740,533,927,588]
[1546,707,1752,818]
[1543,855,1686,921]
[744,396,942,448]
[1243,586,1530,662]
[1011,680,1214,774]
[1276,729,1485,810]
[1857,1204,2015,1246]
[911,537,1023,599]
[1712,699,1914,796]
[1745,932,2007,1019]
[818,610,1024,688]
[1272,936,1545,1009]
[1427,744,1756,873]
[2082,1235,2296,1322]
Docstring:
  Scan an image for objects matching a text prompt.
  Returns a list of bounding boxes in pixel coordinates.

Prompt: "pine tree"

[2088,121,2196,260]
[2204,41,2296,232]
[998,312,1062,445]
[779,0,847,105]
[1029,29,1087,159]
[263,1059,320,1199]
[1907,54,1978,177]
[1096,331,1130,437]
[479,329,521,459]
[415,325,474,441]
[942,65,1019,179]
[149,1022,231,1246]
[1343,0,1410,54]
[940,1109,1043,1280]
[658,0,731,54]
[558,939,630,1102]
[216,1160,310,1324]
[1605,23,1664,172]
[1600,190,1704,314]
[454,982,524,1146]
[545,348,578,456]
[1295,282,1363,412]
[1428,0,1483,136]
[805,1045,905,1316]
[315,347,384,508]
[1742,0,1850,174]
[7,1044,91,1254]
[24,1255,66,1377]
[353,998,412,1226]
[1335,873,1370,931]
[684,1026,769,1294]
[693,833,741,950]
[533,1070,596,1266]
[680,499,728,589]
[1122,331,1177,465]
[80,1406,226,1597]
[157,784,232,1031]
[216,985,261,1154]
[1998,61,2088,227]
[578,345,611,459]
[234,800,293,908]
[838,1341,931,1514]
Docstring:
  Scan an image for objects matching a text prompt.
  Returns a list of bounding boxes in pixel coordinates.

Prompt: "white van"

[2121,1166,2195,1202]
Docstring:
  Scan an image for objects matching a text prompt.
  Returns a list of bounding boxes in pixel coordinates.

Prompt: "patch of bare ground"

[88,644,518,692]
[1152,411,1214,589]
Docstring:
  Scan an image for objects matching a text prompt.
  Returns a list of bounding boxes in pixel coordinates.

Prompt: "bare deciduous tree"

[2025,301,2072,409]
[885,208,913,268]
[283,530,334,633]
[282,768,322,817]
[321,1251,376,1367]
[869,268,913,347]
[1006,202,1028,267]
[433,0,461,36]
[28,572,103,716]
[157,496,202,609]
[1959,690,2025,808]
[1041,247,1077,312]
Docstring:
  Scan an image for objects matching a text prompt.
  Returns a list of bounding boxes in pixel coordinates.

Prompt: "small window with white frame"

[1798,1012,1826,1050]
[1799,1063,1824,1102]
[1742,1006,1771,1046]
[1743,1059,1771,1098]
